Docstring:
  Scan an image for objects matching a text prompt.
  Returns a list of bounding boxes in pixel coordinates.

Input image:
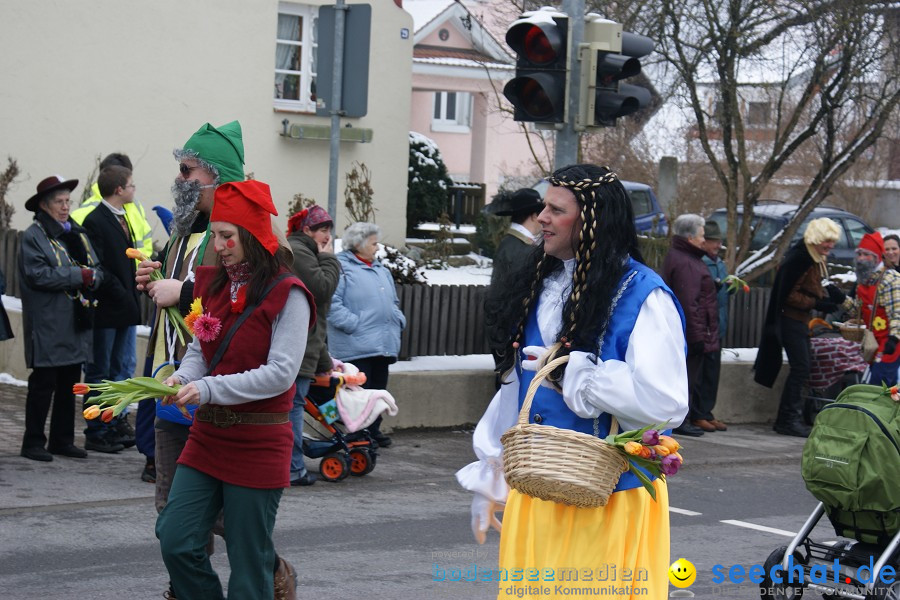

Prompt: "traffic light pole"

[554,0,584,168]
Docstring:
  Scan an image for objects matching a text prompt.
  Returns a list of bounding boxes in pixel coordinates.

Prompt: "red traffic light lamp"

[503,10,569,123]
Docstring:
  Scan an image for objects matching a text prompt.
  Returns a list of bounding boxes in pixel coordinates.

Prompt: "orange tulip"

[654,444,671,457]
[101,408,115,423]
[125,248,149,261]
[623,441,642,455]
[72,383,90,395]
[83,405,101,420]
[638,445,652,459]
[658,435,680,453]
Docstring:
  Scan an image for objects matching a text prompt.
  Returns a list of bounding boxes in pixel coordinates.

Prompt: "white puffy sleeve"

[454,373,520,504]
[560,287,689,432]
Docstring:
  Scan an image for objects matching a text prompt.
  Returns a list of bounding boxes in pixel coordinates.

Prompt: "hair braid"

[487,164,641,381]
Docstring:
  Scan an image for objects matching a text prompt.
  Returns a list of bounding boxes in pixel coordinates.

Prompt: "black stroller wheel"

[349,448,376,477]
[867,581,900,600]
[760,546,805,599]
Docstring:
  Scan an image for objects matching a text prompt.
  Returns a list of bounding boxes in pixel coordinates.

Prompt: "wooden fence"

[396,284,489,359]
[446,183,486,225]
[1,227,770,357]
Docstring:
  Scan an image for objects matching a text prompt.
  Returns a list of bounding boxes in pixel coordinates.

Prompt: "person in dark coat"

[488,188,543,287]
[286,205,340,484]
[661,214,719,437]
[81,165,143,453]
[18,175,103,461]
[754,218,843,437]
[485,188,543,377]
[698,221,732,432]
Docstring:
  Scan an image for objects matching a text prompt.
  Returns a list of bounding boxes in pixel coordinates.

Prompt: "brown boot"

[273,556,298,600]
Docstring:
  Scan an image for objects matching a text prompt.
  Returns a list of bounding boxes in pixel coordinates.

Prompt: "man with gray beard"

[136,121,298,600]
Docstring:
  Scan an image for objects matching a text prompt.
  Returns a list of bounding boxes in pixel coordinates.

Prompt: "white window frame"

[274,2,318,113]
[432,91,472,133]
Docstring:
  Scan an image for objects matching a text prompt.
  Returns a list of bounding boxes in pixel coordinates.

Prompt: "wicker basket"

[501,355,629,508]
[839,319,866,343]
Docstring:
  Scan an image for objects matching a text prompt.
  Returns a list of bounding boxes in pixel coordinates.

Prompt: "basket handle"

[518,353,619,435]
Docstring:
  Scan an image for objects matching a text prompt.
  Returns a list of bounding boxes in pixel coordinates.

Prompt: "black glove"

[884,336,899,355]
[825,284,846,304]
[814,299,838,314]
[687,341,705,356]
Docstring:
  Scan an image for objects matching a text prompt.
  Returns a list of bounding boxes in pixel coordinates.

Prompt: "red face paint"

[226,239,236,248]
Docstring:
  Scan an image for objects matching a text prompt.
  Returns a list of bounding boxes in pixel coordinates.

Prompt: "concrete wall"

[1,304,785,428]
[0,0,412,246]
[382,362,787,431]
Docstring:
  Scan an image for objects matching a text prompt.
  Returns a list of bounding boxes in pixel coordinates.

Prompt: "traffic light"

[578,17,654,128]
[503,10,569,123]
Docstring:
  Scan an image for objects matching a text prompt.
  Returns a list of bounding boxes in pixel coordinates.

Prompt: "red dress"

[177,266,310,489]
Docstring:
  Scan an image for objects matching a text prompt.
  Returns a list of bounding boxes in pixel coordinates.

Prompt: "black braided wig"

[485,164,645,382]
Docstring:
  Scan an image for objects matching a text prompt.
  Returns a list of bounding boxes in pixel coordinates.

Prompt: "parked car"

[706,202,874,268]
[532,179,668,235]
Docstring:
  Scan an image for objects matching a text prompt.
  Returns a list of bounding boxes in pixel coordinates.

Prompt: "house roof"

[404,0,512,66]
[413,44,512,70]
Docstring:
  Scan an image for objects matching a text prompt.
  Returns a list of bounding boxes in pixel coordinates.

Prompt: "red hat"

[287,205,333,234]
[858,231,884,258]
[211,180,279,255]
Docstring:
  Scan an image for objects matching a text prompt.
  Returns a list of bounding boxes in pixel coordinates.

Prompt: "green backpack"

[801,384,900,545]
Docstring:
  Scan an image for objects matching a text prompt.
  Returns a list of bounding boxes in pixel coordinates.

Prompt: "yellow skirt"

[497,480,669,600]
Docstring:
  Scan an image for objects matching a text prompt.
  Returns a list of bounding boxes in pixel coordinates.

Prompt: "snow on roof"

[413,56,512,70]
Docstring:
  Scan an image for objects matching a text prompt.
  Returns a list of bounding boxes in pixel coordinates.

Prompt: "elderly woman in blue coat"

[328,222,406,447]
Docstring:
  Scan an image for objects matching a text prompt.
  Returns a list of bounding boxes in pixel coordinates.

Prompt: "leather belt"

[196,405,290,428]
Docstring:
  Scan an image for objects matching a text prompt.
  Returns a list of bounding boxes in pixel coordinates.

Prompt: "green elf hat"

[182,120,245,183]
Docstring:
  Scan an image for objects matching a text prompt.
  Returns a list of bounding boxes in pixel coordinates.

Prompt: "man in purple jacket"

[662,214,720,437]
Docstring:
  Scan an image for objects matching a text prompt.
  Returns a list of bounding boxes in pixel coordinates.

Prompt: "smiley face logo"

[668,558,696,588]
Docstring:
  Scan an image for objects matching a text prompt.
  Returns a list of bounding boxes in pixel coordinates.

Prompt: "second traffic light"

[578,17,654,128]
[503,10,569,123]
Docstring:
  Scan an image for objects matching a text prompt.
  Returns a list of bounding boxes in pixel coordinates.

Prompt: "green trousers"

[156,465,283,599]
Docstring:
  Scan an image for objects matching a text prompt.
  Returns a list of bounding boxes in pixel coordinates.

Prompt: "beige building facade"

[1,0,412,246]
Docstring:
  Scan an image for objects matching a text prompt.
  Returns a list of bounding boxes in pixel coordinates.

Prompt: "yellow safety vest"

[70,183,156,258]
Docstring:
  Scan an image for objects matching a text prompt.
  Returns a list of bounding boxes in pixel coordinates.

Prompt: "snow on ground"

[0,372,27,386]
[415,223,477,235]
[390,354,495,372]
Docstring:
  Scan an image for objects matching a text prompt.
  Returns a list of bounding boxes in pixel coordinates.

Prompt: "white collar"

[510,221,538,242]
[101,199,126,216]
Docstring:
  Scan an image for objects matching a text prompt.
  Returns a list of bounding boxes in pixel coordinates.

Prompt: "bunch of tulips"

[126,248,193,344]
[606,424,684,501]
[76,377,189,422]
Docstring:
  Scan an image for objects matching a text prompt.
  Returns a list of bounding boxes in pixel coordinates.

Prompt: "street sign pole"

[554,0,584,168]
[327,0,347,230]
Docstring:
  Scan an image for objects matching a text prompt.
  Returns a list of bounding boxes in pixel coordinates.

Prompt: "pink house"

[405,0,541,200]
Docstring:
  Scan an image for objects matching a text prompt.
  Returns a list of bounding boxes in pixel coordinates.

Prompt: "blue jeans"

[84,326,137,438]
[867,357,899,387]
[289,377,313,480]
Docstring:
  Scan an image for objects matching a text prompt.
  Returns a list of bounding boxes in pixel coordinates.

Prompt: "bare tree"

[650,0,900,280]
[0,157,20,230]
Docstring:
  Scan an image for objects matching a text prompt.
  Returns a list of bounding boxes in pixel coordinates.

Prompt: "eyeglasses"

[179,163,200,177]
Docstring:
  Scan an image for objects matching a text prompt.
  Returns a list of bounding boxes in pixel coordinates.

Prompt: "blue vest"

[515,259,685,494]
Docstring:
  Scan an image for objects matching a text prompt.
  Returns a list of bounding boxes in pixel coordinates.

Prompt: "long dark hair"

[486,164,644,382]
[207,225,292,306]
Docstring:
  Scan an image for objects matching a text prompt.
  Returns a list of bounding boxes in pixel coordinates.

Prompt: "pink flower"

[661,454,682,476]
[193,314,222,342]
[642,429,660,446]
